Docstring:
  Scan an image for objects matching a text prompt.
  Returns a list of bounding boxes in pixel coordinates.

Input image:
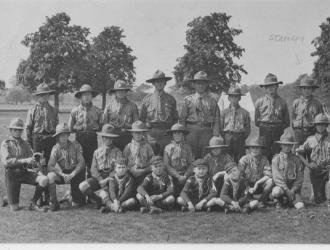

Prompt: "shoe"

[50,201,60,212]
[140,207,148,214]
[150,206,162,214]
[2,197,8,207]
[95,197,103,210]
[258,202,265,209]
[29,202,48,212]
[242,207,251,214]
[224,208,229,214]
[9,204,20,212]
[71,201,82,208]
[181,206,188,212]
[100,206,111,214]
[206,207,212,212]
[275,202,281,209]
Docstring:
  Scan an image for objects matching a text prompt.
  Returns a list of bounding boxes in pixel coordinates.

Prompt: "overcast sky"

[0,0,329,87]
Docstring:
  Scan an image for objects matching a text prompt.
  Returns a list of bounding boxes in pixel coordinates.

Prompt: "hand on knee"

[271,187,282,199]
[38,176,49,187]
[249,200,259,209]
[136,193,144,201]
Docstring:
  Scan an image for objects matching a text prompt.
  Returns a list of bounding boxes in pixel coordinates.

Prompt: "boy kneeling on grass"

[177,159,216,212]
[209,162,258,214]
[137,156,175,214]
[101,157,137,213]
[271,131,305,210]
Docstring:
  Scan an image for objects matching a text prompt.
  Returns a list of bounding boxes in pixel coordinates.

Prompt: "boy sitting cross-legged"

[136,156,175,214]
[177,159,216,212]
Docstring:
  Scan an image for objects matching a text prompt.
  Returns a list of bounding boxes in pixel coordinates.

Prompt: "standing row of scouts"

[1,69,330,214]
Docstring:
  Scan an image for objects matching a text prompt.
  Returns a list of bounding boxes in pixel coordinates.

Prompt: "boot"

[2,196,8,207]
[85,187,102,209]
[150,206,162,214]
[48,183,60,212]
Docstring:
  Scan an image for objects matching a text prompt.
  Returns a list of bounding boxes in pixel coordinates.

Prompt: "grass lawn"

[0,110,330,243]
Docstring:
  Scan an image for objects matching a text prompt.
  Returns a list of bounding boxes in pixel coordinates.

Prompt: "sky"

[0,0,329,88]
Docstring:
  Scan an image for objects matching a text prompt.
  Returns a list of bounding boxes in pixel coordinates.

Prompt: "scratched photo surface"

[0,0,330,244]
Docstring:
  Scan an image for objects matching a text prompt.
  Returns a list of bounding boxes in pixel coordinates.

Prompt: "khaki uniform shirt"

[123,139,154,169]
[204,152,234,177]
[292,96,323,128]
[69,103,102,132]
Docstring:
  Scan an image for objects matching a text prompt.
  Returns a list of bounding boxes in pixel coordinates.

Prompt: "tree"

[89,26,136,109]
[173,12,247,93]
[16,12,91,109]
[5,87,32,104]
[312,17,330,92]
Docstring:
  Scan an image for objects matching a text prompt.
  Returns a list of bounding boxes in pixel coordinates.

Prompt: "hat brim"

[167,130,189,135]
[33,90,56,96]
[109,88,131,93]
[8,126,24,130]
[53,131,71,138]
[205,145,228,149]
[297,85,319,89]
[97,132,119,138]
[259,81,283,87]
[74,90,99,98]
[146,77,172,83]
[274,141,298,145]
[245,144,265,148]
[227,93,245,96]
[127,129,149,132]
[189,79,212,84]
[312,122,330,125]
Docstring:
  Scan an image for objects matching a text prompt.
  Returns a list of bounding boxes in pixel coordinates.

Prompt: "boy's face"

[173,131,184,142]
[211,148,222,156]
[58,133,70,144]
[132,132,144,142]
[153,80,166,92]
[228,95,240,106]
[152,162,164,176]
[102,137,113,147]
[264,84,278,96]
[37,94,49,103]
[115,164,127,177]
[81,92,92,104]
[194,166,208,178]
[229,167,241,182]
[194,82,207,94]
[316,124,328,134]
[281,144,293,154]
[301,87,313,97]
[250,147,262,156]
[10,129,23,138]
[115,90,127,99]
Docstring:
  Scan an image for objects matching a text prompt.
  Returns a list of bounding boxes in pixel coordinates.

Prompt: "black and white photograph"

[0,0,330,244]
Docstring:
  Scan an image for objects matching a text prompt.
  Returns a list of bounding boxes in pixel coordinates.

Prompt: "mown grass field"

[0,110,330,243]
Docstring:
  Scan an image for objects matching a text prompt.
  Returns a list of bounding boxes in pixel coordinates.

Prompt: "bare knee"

[136,193,144,201]
[79,181,90,193]
[37,175,49,187]
[177,197,185,205]
[165,195,175,204]
[47,172,57,184]
[272,186,283,198]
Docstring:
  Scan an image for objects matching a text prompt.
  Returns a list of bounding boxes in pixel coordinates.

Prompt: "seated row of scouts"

[1,69,329,214]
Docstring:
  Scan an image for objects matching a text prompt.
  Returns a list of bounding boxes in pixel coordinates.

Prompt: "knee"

[249,200,259,209]
[47,172,57,184]
[38,176,49,187]
[271,186,283,198]
[176,196,184,205]
[79,181,90,193]
[136,193,144,201]
[99,190,109,202]
[165,195,175,204]
[294,201,304,210]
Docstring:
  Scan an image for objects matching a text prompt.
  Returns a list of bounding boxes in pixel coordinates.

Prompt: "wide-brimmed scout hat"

[109,80,132,93]
[74,84,99,98]
[150,156,163,166]
[97,124,119,138]
[127,121,149,132]
[167,123,189,135]
[259,73,283,87]
[245,137,265,148]
[33,83,56,96]
[312,113,330,124]
[189,71,212,84]
[205,136,228,149]
[298,76,319,89]
[146,70,172,83]
[275,131,298,145]
[8,118,24,130]
[225,162,238,173]
[53,123,71,138]
[226,86,245,96]
[192,159,209,168]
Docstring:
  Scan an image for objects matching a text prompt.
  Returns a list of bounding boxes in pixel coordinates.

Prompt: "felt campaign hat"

[127,121,149,132]
[227,86,245,96]
[167,123,189,135]
[150,156,163,166]
[205,136,228,149]
[74,84,99,98]
[146,70,172,83]
[312,113,330,124]
[298,76,319,89]
[259,73,283,87]
[109,80,132,93]
[33,83,56,96]
[245,137,265,148]
[189,71,212,84]
[8,118,25,130]
[275,131,298,145]
[53,123,71,138]
[97,124,119,138]
[192,159,209,169]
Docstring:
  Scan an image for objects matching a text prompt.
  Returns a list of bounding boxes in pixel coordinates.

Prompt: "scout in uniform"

[296,114,330,205]
[69,84,102,178]
[292,76,323,145]
[26,83,58,205]
[271,131,305,210]
[47,123,86,211]
[180,71,220,158]
[220,86,251,162]
[123,121,155,185]
[137,156,175,214]
[177,159,217,212]
[255,73,290,161]
[140,70,179,155]
[103,80,139,151]
[239,137,273,207]
[204,136,234,194]
[103,157,137,213]
[1,118,49,211]
[79,124,122,210]
[211,162,259,214]
[163,123,194,196]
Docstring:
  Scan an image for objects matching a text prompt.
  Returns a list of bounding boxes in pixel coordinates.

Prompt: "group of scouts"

[1,69,330,215]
